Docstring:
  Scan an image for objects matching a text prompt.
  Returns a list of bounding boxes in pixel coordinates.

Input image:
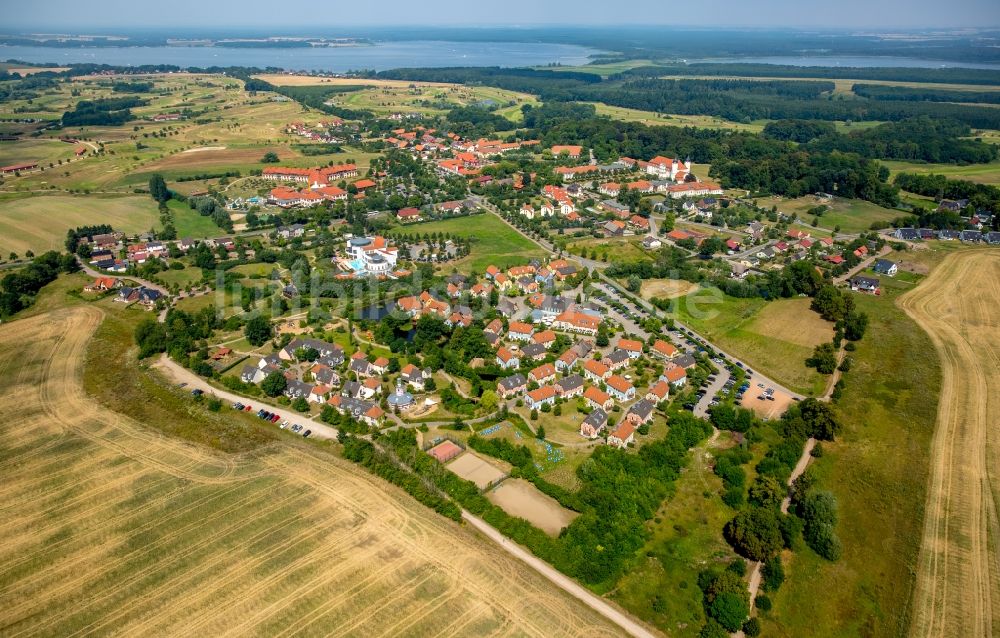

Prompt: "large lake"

[0,41,601,72]
[694,55,1000,70]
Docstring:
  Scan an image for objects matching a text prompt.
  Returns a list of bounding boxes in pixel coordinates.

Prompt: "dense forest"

[522,103,900,206]
[852,83,1000,104]
[378,66,1000,129]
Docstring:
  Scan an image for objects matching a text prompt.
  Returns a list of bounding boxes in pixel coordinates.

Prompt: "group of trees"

[894,172,1000,218]
[134,306,221,361]
[0,251,79,318]
[62,96,145,126]
[65,224,114,255]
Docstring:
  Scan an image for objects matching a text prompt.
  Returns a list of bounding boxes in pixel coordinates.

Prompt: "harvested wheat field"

[0,306,622,637]
[899,249,1000,638]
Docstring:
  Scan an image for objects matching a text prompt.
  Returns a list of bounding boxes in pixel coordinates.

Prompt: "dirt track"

[0,306,628,637]
[899,249,1000,638]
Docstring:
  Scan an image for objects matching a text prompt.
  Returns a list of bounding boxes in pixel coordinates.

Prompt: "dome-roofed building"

[387,379,414,410]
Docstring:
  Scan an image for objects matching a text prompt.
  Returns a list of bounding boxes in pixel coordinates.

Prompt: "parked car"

[191,389,203,397]
[302,430,311,438]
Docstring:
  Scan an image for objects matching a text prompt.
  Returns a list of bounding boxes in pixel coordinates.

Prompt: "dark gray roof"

[521,343,547,359]
[627,399,655,420]
[349,359,370,374]
[606,349,631,366]
[583,408,608,428]
[673,354,697,369]
[872,259,896,274]
[498,373,527,391]
[556,374,584,392]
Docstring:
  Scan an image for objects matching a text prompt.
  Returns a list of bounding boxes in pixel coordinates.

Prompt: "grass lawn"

[157,266,204,288]
[610,431,737,636]
[332,84,538,122]
[589,102,765,133]
[168,199,224,238]
[0,138,81,167]
[394,213,548,273]
[0,194,159,256]
[755,195,902,234]
[761,255,945,637]
[565,236,651,264]
[675,294,833,396]
[881,159,1000,186]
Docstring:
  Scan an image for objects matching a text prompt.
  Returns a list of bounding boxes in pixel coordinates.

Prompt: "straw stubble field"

[0,305,622,637]
[898,249,1000,638]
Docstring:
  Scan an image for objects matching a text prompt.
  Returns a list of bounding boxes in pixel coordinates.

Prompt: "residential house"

[309,385,332,404]
[602,220,626,237]
[625,399,655,426]
[556,349,579,372]
[607,421,636,449]
[520,343,548,361]
[552,311,601,336]
[496,298,517,318]
[651,340,678,360]
[646,380,671,404]
[583,386,613,411]
[555,374,585,399]
[280,338,341,362]
[872,259,898,276]
[673,354,698,369]
[526,385,557,410]
[529,363,557,385]
[606,375,636,402]
[664,366,687,388]
[583,359,611,383]
[84,276,121,292]
[496,348,520,370]
[605,349,631,371]
[580,408,608,439]
[850,276,880,294]
[240,364,267,385]
[617,338,644,359]
[400,364,429,390]
[497,373,527,399]
[532,329,557,348]
[311,363,339,387]
[642,236,662,250]
[284,379,313,400]
[508,322,535,342]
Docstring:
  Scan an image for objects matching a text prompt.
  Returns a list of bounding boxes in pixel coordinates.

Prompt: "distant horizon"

[5,0,1000,31]
[4,25,1000,34]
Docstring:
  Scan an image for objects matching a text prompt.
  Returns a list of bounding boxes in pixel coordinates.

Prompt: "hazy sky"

[6,0,1000,29]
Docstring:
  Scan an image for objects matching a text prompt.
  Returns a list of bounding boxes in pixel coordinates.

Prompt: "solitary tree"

[244,315,272,347]
[261,370,287,397]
